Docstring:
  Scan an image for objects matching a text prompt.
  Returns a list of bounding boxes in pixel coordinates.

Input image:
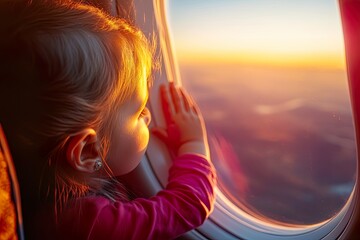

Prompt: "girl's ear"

[66,128,101,173]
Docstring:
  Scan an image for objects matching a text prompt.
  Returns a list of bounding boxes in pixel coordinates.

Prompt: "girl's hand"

[152,83,210,159]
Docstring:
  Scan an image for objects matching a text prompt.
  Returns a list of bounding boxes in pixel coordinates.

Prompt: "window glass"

[166,0,357,225]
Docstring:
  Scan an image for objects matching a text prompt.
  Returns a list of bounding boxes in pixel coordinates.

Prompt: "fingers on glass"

[169,82,185,113]
[179,87,201,116]
[179,87,192,112]
[161,84,175,124]
[162,82,201,118]
[190,95,201,116]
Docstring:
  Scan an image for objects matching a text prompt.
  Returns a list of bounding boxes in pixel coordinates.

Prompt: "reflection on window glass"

[167,0,357,225]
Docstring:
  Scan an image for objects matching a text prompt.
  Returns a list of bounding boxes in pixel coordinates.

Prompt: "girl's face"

[106,76,151,176]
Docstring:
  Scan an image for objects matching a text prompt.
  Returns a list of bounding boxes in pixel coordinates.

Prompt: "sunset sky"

[166,0,346,69]
[165,0,355,225]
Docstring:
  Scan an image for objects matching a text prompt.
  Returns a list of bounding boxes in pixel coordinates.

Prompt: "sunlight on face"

[106,74,151,176]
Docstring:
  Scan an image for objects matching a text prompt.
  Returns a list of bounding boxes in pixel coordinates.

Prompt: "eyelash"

[140,108,148,118]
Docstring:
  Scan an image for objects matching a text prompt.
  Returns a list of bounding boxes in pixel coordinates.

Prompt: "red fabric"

[0,126,18,240]
[339,0,360,238]
[54,154,216,240]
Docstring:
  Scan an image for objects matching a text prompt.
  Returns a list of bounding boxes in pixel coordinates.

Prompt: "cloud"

[254,98,305,115]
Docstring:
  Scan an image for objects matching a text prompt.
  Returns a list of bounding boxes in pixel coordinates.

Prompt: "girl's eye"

[140,107,149,118]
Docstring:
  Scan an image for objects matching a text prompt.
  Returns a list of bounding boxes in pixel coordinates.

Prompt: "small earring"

[94,159,103,171]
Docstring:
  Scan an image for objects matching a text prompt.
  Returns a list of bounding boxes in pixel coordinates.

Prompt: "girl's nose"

[143,107,151,126]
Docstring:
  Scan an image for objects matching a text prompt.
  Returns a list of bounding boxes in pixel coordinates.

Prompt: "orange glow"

[175,51,346,70]
[0,147,17,240]
[168,1,346,70]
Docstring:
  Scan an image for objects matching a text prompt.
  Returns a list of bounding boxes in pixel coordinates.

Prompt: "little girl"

[0,0,216,239]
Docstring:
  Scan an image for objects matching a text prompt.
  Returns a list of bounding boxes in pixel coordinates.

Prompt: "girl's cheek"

[123,118,149,155]
[137,124,150,151]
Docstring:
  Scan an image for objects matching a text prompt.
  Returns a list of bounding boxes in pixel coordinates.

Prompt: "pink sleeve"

[58,154,217,240]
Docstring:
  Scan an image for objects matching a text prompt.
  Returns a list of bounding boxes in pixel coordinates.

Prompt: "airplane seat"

[0,125,24,240]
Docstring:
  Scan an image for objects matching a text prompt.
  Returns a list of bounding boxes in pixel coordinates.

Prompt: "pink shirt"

[51,154,216,240]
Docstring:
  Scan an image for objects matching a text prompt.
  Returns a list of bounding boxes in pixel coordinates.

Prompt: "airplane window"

[166,0,357,226]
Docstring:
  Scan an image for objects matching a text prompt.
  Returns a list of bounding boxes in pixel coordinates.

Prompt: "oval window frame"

[131,0,359,239]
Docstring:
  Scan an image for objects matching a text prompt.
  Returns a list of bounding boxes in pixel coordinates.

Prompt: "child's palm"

[152,83,208,157]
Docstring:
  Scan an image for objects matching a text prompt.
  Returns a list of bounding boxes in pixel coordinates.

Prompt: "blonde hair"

[0,0,153,223]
